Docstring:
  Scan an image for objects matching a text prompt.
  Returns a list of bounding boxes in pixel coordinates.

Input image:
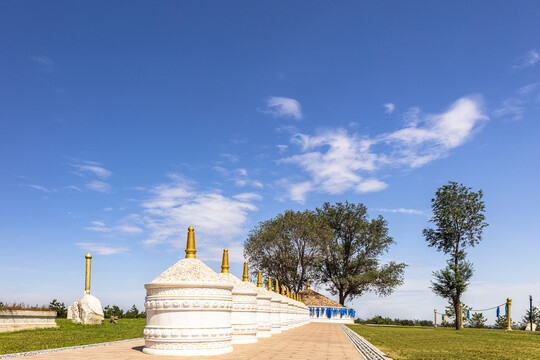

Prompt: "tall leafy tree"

[315,201,406,305]
[243,209,330,293]
[424,181,488,330]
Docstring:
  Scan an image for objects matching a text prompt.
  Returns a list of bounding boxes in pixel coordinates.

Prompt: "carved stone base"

[143,340,233,356]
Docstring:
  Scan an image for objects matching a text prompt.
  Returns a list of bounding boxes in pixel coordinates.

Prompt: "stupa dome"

[151,258,223,284]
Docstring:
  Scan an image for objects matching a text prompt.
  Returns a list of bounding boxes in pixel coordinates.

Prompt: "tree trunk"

[455,301,461,330]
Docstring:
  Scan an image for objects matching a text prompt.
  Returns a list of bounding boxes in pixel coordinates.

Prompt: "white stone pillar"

[269,292,282,334]
[255,288,272,338]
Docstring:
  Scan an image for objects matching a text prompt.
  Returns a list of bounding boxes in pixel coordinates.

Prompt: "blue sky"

[1,1,539,324]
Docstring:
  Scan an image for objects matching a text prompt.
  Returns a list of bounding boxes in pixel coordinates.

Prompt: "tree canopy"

[243,209,330,293]
[424,181,488,330]
[315,201,406,305]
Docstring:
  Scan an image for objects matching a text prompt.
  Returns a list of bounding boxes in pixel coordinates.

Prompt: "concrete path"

[16,323,365,360]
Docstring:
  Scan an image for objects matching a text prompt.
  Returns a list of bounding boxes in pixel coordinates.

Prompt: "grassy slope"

[0,318,145,355]
[347,324,540,360]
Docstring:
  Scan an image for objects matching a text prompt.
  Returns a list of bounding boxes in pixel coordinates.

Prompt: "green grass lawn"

[347,324,540,360]
[0,318,146,355]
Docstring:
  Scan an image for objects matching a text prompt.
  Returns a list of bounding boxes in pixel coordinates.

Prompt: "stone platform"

[14,323,365,360]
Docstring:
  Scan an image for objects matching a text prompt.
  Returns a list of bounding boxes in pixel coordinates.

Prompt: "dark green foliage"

[521,305,540,330]
[124,304,145,318]
[494,315,517,330]
[468,312,487,328]
[103,305,124,318]
[316,201,406,305]
[244,209,330,293]
[49,299,67,318]
[424,182,487,329]
[355,315,433,327]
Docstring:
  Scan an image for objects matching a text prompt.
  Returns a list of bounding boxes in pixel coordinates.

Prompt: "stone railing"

[0,309,57,332]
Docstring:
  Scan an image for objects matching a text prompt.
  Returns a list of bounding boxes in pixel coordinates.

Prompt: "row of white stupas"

[142,227,310,356]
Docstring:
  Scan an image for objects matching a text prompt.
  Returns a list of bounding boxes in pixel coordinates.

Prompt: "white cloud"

[492,98,525,121]
[213,167,263,189]
[72,163,112,179]
[281,96,487,202]
[276,145,288,154]
[85,215,144,235]
[141,176,259,248]
[75,243,128,255]
[512,49,539,70]
[377,208,427,216]
[383,103,395,114]
[86,180,111,193]
[219,153,239,163]
[264,97,303,120]
[31,55,53,70]
[20,184,52,193]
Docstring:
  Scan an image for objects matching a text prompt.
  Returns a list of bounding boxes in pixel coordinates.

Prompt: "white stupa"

[268,278,282,334]
[143,227,235,356]
[218,251,258,344]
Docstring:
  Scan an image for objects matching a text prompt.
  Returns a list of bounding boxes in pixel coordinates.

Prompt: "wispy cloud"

[213,167,263,189]
[377,208,427,216]
[85,215,144,235]
[281,96,487,202]
[493,82,540,121]
[31,55,54,71]
[72,163,112,179]
[86,180,111,193]
[219,153,239,163]
[264,97,303,120]
[141,175,259,248]
[512,49,539,70]
[20,184,53,193]
[383,103,395,114]
[75,243,129,255]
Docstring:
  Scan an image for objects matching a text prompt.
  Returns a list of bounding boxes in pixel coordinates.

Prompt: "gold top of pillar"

[275,279,279,294]
[85,252,92,295]
[281,285,285,296]
[306,280,310,290]
[268,276,272,291]
[85,253,92,259]
[242,262,249,282]
[287,287,290,298]
[299,294,301,302]
[257,270,262,287]
[221,248,229,273]
[185,226,197,259]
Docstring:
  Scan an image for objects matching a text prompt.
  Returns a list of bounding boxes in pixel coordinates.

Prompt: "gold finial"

[275,279,279,294]
[85,253,92,294]
[287,287,290,298]
[268,276,272,291]
[281,285,285,296]
[242,261,249,282]
[306,280,310,290]
[299,294,301,302]
[257,270,262,287]
[221,248,229,273]
[185,226,197,259]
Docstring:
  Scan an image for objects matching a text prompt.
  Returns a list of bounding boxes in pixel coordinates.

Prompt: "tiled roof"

[298,289,345,308]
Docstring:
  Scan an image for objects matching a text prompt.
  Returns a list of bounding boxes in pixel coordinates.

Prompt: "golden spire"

[281,285,285,296]
[185,226,197,259]
[257,270,262,287]
[299,294,302,302]
[85,253,92,295]
[275,279,279,294]
[242,261,249,282]
[268,276,272,291]
[287,287,290,298]
[221,248,229,273]
[306,280,310,290]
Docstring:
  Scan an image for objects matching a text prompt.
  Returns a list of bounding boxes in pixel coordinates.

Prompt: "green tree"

[244,210,330,293]
[521,305,540,330]
[315,202,406,305]
[103,305,124,318]
[469,312,487,328]
[124,305,140,318]
[424,181,488,329]
[49,299,67,318]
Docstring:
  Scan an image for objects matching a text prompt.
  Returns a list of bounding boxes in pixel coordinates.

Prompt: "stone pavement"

[17,323,365,360]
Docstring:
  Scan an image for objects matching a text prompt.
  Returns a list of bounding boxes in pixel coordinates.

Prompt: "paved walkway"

[19,323,365,360]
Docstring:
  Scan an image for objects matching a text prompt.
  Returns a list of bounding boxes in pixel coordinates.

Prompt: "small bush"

[0,302,50,311]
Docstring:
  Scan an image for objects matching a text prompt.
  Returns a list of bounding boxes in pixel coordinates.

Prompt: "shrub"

[49,299,67,318]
